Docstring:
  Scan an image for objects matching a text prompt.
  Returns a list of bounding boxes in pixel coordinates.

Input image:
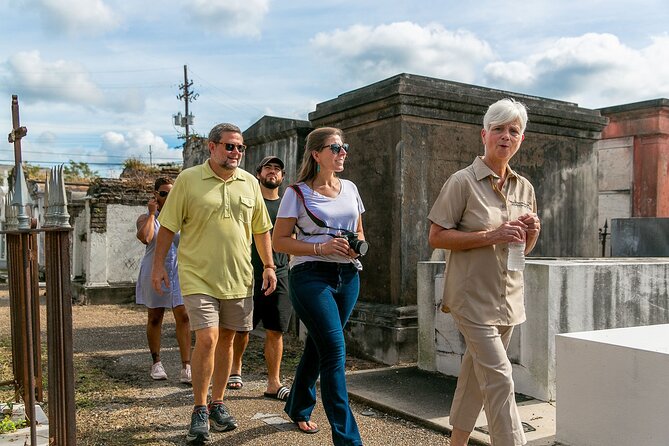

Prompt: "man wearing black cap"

[228,155,292,402]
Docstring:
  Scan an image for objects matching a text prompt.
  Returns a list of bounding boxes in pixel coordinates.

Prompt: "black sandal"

[263,385,290,401]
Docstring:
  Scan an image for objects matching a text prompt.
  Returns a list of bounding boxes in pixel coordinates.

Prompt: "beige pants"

[450,314,527,446]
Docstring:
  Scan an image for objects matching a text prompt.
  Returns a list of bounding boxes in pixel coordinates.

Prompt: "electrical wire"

[0,160,155,167]
[0,149,181,160]
[8,66,182,75]
[187,68,266,115]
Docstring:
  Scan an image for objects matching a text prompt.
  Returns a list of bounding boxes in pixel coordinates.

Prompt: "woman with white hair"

[428,98,541,446]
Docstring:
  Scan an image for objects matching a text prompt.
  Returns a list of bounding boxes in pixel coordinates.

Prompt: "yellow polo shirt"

[428,156,537,326]
[158,160,272,300]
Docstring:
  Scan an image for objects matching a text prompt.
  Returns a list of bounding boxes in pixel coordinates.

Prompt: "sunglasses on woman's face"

[157,191,169,197]
[322,143,349,154]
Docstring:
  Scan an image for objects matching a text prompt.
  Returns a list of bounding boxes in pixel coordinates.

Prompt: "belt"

[290,261,357,274]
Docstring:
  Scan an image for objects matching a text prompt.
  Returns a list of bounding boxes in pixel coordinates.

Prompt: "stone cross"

[7,95,32,230]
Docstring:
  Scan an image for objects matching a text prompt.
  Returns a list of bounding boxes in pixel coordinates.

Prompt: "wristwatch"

[264,264,277,270]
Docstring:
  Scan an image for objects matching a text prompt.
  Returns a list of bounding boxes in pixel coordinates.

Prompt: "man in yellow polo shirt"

[151,123,277,444]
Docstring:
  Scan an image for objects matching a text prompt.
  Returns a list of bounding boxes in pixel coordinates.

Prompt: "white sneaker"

[150,361,168,380]
[180,364,192,384]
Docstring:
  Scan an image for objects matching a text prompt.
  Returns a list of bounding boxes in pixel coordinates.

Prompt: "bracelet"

[313,243,318,255]
[263,264,277,270]
[318,243,323,256]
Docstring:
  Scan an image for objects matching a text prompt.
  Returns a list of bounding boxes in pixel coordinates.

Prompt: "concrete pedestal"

[556,324,669,446]
[418,258,669,401]
[346,301,418,365]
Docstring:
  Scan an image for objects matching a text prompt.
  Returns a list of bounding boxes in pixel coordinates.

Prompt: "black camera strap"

[290,184,368,258]
[289,184,345,237]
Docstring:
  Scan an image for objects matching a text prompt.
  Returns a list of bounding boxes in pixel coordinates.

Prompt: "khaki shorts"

[183,294,253,332]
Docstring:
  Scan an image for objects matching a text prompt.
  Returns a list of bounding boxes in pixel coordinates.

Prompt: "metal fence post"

[44,228,76,445]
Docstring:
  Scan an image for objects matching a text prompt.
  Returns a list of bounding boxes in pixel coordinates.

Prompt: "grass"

[74,356,134,409]
[0,300,383,445]
[0,332,168,444]
[0,340,15,404]
[0,329,132,435]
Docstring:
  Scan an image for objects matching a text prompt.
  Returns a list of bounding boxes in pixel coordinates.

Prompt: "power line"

[0,160,182,167]
[0,160,122,166]
[9,66,182,75]
[12,83,173,90]
[0,149,181,160]
[188,68,265,115]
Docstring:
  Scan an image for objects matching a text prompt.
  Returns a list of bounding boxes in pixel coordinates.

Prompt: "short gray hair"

[483,98,528,134]
[208,123,242,143]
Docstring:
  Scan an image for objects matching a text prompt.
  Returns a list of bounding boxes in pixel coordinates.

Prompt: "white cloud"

[484,61,536,87]
[37,0,121,36]
[101,129,181,165]
[484,33,669,108]
[3,51,103,105]
[1,51,146,113]
[189,0,269,37]
[37,131,57,144]
[101,131,126,149]
[310,22,494,85]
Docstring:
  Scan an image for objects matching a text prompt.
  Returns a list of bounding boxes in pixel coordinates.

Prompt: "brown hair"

[295,127,344,183]
[154,176,173,191]
[207,123,242,143]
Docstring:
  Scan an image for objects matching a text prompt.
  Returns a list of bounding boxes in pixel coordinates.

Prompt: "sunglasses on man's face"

[322,143,349,154]
[157,191,169,197]
[218,142,247,153]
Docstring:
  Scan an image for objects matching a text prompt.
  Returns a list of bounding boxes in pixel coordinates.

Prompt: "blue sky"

[1,0,668,177]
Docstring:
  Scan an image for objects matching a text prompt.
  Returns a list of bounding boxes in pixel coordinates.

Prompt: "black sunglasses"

[157,191,169,197]
[323,143,349,154]
[218,142,247,153]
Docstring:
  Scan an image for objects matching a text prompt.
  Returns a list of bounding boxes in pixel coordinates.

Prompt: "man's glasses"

[157,191,169,197]
[322,143,349,154]
[218,142,247,153]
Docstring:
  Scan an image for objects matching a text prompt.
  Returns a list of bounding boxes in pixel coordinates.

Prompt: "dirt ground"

[0,289,452,445]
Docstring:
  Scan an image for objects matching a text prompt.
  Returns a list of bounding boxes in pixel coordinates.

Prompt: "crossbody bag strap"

[290,184,328,229]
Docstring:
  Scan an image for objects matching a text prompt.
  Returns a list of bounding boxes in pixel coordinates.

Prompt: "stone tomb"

[248,73,608,364]
[556,324,669,446]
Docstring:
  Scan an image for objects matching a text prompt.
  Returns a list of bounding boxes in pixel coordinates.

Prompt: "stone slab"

[346,365,556,446]
[556,324,669,446]
[0,404,49,446]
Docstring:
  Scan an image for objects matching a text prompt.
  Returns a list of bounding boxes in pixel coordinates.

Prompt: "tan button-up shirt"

[428,157,537,326]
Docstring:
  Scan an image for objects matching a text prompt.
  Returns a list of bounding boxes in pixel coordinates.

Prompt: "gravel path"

[0,292,451,445]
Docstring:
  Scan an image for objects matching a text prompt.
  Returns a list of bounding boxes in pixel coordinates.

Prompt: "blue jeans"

[284,261,362,446]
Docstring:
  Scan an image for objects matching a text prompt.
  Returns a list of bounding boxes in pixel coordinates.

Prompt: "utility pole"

[175,64,198,140]
[149,145,153,167]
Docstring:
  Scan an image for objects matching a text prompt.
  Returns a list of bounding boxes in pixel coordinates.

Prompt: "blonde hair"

[295,127,344,183]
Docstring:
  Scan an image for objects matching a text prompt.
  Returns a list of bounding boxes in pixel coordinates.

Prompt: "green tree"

[120,157,159,179]
[8,163,45,186]
[22,162,43,180]
[63,160,98,181]
[122,157,151,171]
